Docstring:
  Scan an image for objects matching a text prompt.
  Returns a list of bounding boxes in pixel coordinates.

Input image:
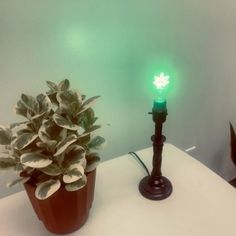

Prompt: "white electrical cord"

[185,146,196,153]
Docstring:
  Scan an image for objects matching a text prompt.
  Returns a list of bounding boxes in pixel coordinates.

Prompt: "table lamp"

[139,72,173,200]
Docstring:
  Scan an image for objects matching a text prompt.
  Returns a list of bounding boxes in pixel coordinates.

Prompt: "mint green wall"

[1,0,236,197]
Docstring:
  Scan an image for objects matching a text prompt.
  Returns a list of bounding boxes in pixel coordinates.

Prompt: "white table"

[1,143,236,236]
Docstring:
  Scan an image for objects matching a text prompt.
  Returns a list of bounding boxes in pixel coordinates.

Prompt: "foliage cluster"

[0,79,105,199]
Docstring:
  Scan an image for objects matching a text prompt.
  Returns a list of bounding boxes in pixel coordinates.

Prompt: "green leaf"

[35,179,61,200]
[7,177,30,188]
[65,175,87,191]
[13,132,38,150]
[54,134,78,156]
[58,79,70,91]
[84,108,97,125]
[63,165,84,183]
[87,136,106,149]
[53,113,80,130]
[86,125,101,133]
[40,164,62,176]
[0,158,16,170]
[20,152,52,168]
[21,94,39,114]
[85,153,100,172]
[0,126,12,145]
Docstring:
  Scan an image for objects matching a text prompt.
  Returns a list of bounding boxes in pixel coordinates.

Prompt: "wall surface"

[0,0,236,198]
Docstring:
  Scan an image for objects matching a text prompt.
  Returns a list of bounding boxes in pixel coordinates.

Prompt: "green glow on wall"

[65,27,87,52]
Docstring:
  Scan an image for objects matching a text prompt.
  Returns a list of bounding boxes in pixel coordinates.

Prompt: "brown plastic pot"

[24,170,96,234]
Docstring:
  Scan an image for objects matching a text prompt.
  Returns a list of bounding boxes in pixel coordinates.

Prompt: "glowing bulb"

[152,72,171,112]
[153,73,170,90]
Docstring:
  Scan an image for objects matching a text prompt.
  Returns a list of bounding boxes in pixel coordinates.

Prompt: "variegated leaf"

[38,120,66,148]
[14,100,27,117]
[56,91,78,111]
[65,175,87,191]
[16,128,32,136]
[77,96,100,115]
[63,165,84,183]
[0,147,11,158]
[7,177,30,188]
[77,126,85,135]
[56,90,78,104]
[36,141,48,149]
[12,133,38,150]
[46,80,58,93]
[53,113,80,130]
[30,113,45,120]
[36,94,52,113]
[20,152,52,168]
[76,91,83,104]
[38,125,52,142]
[67,102,81,115]
[35,179,61,200]
[9,121,28,130]
[0,158,16,170]
[26,109,34,120]
[21,94,39,114]
[85,153,100,172]
[87,136,106,149]
[77,133,91,145]
[69,157,87,170]
[40,164,62,176]
[38,131,57,148]
[0,126,12,145]
[12,123,29,136]
[39,119,67,141]
[65,145,85,166]
[54,134,77,156]
[58,79,70,91]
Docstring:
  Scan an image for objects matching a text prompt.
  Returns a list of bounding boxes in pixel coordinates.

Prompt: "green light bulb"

[153,72,170,112]
[153,73,170,91]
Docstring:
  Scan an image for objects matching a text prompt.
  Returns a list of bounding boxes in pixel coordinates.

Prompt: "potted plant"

[0,79,105,234]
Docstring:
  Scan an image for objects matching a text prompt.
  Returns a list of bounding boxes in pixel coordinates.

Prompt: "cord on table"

[128,151,150,176]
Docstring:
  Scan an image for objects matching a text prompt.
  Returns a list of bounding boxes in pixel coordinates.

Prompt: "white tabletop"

[1,143,236,236]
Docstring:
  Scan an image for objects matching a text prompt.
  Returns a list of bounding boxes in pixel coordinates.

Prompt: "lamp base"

[139,176,172,200]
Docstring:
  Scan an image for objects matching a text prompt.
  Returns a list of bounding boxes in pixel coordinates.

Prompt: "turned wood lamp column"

[139,73,173,200]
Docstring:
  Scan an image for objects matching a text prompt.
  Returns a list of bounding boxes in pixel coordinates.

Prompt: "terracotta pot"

[24,170,96,234]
